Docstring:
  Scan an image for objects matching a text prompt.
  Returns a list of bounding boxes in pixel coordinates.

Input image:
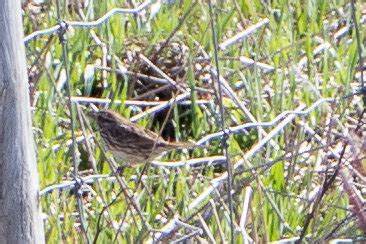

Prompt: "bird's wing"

[118,117,167,145]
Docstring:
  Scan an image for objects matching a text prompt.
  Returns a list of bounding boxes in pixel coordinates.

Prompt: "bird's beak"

[87,110,98,119]
[87,103,100,118]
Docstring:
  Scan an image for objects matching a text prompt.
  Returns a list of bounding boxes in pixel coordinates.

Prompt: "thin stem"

[350,0,364,89]
[208,1,235,243]
[55,0,90,242]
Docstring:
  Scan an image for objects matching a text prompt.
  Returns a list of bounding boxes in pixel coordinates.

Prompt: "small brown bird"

[90,109,200,165]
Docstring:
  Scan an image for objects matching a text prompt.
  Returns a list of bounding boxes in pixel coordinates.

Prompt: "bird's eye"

[97,112,116,124]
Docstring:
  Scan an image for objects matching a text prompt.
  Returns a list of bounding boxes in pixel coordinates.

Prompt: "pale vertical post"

[0,0,45,243]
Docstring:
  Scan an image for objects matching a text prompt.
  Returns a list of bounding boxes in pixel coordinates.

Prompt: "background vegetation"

[23,0,365,242]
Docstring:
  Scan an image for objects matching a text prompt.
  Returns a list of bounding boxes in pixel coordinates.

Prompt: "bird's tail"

[168,141,211,150]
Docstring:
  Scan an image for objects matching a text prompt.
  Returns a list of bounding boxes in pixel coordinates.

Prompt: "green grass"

[24,0,365,242]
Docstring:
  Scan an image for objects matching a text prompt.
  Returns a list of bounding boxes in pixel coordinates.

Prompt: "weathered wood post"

[0,0,45,243]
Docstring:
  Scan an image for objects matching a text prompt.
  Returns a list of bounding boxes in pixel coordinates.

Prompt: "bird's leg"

[115,166,125,176]
[114,162,131,176]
